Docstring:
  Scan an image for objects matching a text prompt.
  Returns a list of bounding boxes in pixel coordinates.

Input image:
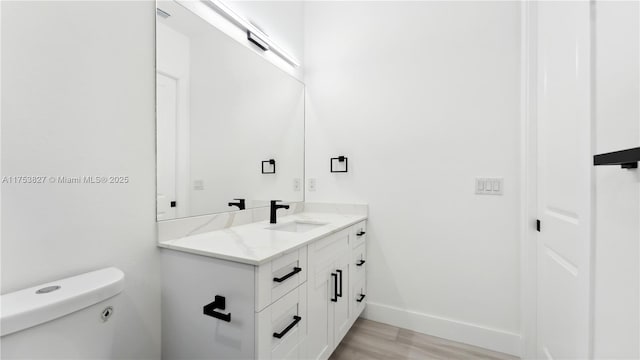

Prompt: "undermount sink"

[268,220,328,233]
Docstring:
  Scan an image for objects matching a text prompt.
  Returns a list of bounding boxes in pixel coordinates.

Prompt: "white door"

[157,73,178,220]
[535,2,593,359]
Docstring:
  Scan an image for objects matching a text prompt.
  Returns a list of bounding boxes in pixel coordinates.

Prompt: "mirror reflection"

[156,1,305,221]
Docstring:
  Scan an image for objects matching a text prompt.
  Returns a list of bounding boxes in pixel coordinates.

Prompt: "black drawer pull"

[203,295,231,322]
[356,231,366,237]
[331,273,338,302]
[273,267,302,283]
[357,294,366,303]
[273,315,302,339]
[336,269,343,298]
[356,259,366,266]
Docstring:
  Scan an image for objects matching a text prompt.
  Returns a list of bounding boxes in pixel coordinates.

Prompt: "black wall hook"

[330,156,348,173]
[262,159,276,174]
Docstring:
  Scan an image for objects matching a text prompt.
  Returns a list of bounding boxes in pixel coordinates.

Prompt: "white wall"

[304,1,522,355]
[1,2,160,359]
[593,1,640,357]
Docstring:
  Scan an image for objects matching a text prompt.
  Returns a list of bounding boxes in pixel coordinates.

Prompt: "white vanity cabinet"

[161,246,308,360]
[306,221,367,360]
[160,220,367,360]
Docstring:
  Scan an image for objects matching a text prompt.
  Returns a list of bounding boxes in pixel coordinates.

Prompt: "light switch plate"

[475,177,503,195]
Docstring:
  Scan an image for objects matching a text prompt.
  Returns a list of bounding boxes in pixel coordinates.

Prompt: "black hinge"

[536,219,541,232]
[170,201,177,208]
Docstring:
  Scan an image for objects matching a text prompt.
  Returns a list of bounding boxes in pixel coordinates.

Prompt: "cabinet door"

[333,250,351,345]
[306,259,334,360]
[306,229,349,360]
[161,250,255,360]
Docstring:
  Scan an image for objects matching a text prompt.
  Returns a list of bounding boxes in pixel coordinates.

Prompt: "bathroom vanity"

[154,2,367,358]
[159,213,367,359]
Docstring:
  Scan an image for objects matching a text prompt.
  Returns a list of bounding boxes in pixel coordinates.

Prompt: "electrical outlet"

[475,177,503,195]
[293,178,301,191]
[308,178,317,192]
[193,179,204,190]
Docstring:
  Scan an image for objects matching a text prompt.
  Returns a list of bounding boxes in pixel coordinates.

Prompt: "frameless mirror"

[156,0,304,221]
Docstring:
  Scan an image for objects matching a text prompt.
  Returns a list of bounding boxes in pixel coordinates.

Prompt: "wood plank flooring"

[329,319,519,360]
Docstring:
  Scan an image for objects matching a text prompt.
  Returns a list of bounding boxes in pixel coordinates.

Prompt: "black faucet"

[228,198,246,210]
[270,200,290,224]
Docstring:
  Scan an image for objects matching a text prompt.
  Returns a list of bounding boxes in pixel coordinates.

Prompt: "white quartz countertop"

[158,212,367,265]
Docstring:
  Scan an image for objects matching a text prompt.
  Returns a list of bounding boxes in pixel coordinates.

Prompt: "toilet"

[0,267,125,359]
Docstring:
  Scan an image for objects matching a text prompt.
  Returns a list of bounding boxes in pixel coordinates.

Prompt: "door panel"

[333,252,351,345]
[156,73,178,220]
[536,2,592,359]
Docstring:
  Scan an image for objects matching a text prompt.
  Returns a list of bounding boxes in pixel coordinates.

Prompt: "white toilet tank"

[0,267,125,359]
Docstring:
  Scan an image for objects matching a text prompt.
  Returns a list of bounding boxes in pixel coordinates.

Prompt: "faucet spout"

[228,198,246,210]
[270,200,290,224]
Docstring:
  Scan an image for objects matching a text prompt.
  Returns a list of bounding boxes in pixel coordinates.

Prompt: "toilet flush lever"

[203,295,231,322]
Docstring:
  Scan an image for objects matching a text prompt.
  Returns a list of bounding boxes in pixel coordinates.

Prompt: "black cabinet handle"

[357,294,366,303]
[273,315,302,339]
[336,269,343,298]
[356,259,366,266]
[331,273,338,302]
[273,267,302,283]
[356,231,366,237]
[203,295,231,322]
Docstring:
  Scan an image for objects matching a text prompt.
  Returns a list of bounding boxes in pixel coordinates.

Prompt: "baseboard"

[362,301,521,357]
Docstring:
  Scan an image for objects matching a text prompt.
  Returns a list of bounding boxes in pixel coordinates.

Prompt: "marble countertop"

[158,212,367,265]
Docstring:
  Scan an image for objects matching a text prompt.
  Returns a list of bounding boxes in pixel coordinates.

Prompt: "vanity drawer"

[350,221,367,249]
[351,243,367,281]
[255,246,307,312]
[350,273,367,326]
[255,283,307,360]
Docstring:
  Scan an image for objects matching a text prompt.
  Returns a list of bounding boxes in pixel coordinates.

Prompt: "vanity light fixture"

[156,8,171,19]
[247,31,269,51]
[202,0,300,68]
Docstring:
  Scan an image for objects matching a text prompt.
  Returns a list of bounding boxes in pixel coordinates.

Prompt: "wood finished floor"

[329,319,519,360]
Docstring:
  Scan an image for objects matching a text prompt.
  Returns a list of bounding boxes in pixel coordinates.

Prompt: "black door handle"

[273,316,302,339]
[356,231,366,236]
[356,259,366,266]
[331,273,338,302]
[203,295,231,322]
[357,294,366,303]
[336,269,343,298]
[273,267,302,283]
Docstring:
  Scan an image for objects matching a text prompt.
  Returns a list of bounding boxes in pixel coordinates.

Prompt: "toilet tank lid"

[0,267,125,337]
